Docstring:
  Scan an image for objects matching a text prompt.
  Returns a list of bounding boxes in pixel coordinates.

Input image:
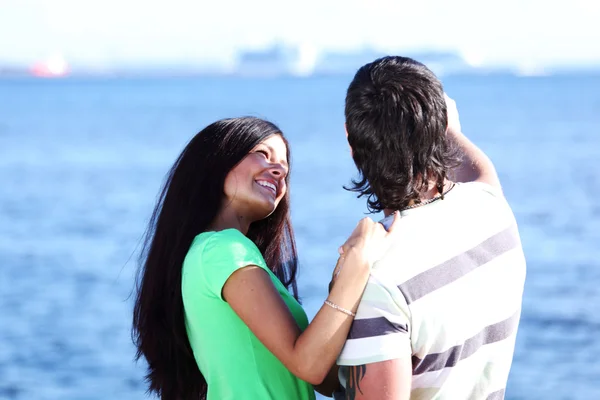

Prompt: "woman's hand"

[331,211,401,289]
[341,211,401,264]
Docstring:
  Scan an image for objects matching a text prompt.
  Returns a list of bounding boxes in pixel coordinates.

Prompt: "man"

[334,56,526,399]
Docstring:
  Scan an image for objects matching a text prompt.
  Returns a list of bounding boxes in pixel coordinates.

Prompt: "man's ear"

[344,123,353,157]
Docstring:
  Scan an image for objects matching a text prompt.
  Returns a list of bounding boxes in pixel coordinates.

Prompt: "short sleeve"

[201,229,268,299]
[337,275,412,366]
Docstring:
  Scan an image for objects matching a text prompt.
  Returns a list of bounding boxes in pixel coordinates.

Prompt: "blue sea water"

[0,73,599,400]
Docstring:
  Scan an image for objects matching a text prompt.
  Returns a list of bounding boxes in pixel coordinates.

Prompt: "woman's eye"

[256,149,269,157]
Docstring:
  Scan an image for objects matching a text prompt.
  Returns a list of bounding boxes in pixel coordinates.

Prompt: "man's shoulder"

[443,181,517,229]
[452,181,509,204]
[373,181,523,293]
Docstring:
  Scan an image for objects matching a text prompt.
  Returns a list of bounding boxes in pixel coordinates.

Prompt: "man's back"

[336,182,526,399]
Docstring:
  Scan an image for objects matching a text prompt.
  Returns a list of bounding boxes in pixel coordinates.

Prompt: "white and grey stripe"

[399,225,521,304]
[487,389,506,400]
[412,311,521,375]
[348,317,408,340]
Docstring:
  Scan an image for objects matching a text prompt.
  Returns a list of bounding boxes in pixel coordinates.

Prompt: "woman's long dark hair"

[132,117,298,400]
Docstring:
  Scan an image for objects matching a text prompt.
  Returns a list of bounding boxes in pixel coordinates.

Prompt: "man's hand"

[443,93,501,189]
[444,93,461,136]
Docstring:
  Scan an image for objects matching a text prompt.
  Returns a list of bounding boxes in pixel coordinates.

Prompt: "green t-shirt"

[181,228,316,400]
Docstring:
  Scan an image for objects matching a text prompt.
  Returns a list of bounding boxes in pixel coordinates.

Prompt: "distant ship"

[30,55,70,78]
[314,48,472,76]
[233,45,474,77]
[234,43,317,77]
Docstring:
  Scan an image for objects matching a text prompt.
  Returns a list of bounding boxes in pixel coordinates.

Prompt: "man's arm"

[447,129,501,188]
[445,94,501,189]
[336,276,413,399]
[345,358,412,400]
[315,365,341,397]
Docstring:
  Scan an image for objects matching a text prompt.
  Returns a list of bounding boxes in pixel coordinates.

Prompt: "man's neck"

[383,178,453,217]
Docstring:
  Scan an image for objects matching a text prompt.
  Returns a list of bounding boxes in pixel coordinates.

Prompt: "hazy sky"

[1,0,599,68]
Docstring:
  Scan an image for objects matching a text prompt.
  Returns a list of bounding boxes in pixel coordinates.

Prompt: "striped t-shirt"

[336,182,526,400]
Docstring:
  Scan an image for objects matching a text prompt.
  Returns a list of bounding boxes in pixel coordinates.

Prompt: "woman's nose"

[269,163,287,177]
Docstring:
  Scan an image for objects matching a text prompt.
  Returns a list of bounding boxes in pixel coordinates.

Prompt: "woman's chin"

[253,199,278,220]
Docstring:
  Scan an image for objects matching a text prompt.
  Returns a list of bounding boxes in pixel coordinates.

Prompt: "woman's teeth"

[257,180,276,192]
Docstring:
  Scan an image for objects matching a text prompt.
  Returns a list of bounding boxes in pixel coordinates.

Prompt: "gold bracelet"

[324,300,356,317]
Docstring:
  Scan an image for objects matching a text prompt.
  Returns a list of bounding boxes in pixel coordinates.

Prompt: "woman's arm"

[222,246,367,385]
[222,215,399,385]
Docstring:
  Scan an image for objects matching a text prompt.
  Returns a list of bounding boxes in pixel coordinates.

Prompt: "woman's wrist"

[338,247,371,275]
[324,300,356,317]
[329,253,370,297]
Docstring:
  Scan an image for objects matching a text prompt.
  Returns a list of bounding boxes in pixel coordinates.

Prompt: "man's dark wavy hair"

[344,56,460,213]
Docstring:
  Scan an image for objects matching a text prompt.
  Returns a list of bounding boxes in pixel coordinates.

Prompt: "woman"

[132,116,399,399]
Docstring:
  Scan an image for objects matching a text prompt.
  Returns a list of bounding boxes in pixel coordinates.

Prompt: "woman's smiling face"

[222,134,289,221]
